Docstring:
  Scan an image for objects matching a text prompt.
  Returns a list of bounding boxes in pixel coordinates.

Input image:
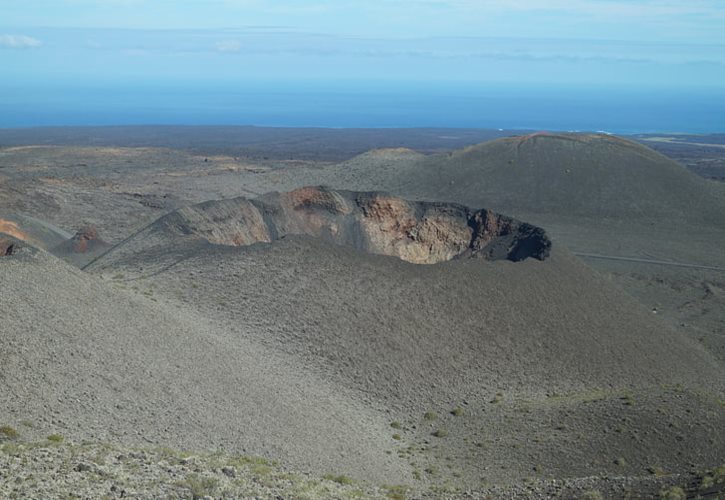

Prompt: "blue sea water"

[1,81,724,133]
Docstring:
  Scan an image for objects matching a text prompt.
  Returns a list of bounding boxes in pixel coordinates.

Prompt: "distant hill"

[414,133,725,224]
[250,133,725,265]
[0,125,520,161]
[289,133,725,225]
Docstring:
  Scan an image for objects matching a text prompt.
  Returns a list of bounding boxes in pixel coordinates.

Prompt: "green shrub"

[423,411,438,421]
[701,464,725,488]
[390,421,402,429]
[431,429,448,438]
[0,426,18,439]
[580,491,603,500]
[47,434,64,443]
[181,474,218,498]
[250,464,271,475]
[323,474,355,485]
[660,486,686,500]
[648,466,666,477]
[450,407,464,417]
[385,484,409,500]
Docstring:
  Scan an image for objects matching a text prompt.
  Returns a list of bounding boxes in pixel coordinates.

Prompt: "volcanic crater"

[159,186,551,264]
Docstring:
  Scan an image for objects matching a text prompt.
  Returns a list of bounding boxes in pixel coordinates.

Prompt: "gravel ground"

[0,438,395,500]
[1,437,722,499]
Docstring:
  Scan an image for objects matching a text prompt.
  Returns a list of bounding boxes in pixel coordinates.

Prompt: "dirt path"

[575,252,725,272]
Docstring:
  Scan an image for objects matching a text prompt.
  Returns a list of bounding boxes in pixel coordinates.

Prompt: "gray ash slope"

[88,231,723,403]
[261,133,725,223]
[244,134,725,369]
[0,242,409,484]
[79,188,725,487]
[411,133,725,224]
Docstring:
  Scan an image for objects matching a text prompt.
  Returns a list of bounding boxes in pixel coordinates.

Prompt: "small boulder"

[74,462,95,473]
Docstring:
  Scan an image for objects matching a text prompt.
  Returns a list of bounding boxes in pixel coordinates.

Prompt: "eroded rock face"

[0,219,31,243]
[160,187,551,264]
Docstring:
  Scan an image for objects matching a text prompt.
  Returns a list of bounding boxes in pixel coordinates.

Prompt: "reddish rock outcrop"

[70,225,101,253]
[49,225,112,266]
[0,219,31,243]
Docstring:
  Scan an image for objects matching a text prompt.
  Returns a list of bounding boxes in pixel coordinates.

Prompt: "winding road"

[574,252,725,272]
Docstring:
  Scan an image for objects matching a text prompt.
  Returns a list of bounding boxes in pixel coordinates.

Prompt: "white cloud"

[0,34,42,49]
[215,39,242,53]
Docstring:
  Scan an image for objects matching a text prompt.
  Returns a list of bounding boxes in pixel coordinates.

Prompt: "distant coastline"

[2,82,724,133]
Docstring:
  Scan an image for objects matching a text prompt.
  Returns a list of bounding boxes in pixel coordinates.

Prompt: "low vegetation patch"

[660,485,686,500]
[0,426,18,439]
[384,484,409,500]
[580,491,603,500]
[46,434,64,443]
[179,474,219,498]
[647,466,666,477]
[323,473,355,485]
[423,411,438,421]
[701,464,725,489]
[0,439,390,499]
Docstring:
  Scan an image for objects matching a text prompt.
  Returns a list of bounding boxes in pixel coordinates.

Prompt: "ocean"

[1,81,724,133]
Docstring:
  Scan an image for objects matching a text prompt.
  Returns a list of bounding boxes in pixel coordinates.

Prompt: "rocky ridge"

[156,186,551,264]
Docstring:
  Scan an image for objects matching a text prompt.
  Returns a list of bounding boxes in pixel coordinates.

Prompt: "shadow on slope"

[85,228,725,487]
[0,242,409,483]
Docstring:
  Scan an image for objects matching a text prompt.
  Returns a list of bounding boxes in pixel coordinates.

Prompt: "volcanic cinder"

[2,130,725,499]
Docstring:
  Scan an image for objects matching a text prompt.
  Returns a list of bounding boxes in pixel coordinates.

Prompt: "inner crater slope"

[102,186,551,266]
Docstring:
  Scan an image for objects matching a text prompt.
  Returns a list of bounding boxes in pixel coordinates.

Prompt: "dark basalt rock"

[1,239,15,256]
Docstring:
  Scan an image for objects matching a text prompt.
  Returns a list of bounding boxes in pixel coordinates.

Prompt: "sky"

[1,1,725,129]
[2,0,725,86]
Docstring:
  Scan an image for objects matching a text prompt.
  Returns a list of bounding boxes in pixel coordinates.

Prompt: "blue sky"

[1,1,725,130]
[2,0,725,87]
